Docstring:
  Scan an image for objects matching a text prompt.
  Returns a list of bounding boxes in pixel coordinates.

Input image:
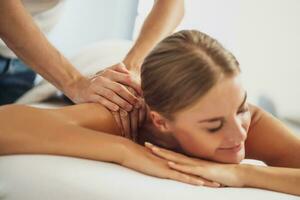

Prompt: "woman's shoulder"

[248,103,263,126]
[57,103,122,136]
[245,103,300,167]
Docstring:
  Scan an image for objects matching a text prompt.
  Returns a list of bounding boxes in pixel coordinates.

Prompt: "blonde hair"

[141,30,240,120]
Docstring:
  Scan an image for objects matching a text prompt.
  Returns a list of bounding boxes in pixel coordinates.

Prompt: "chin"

[214,148,245,164]
[226,154,244,164]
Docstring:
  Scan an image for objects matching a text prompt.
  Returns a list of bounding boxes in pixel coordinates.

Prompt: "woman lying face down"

[139,76,249,164]
[0,30,299,195]
[138,30,250,164]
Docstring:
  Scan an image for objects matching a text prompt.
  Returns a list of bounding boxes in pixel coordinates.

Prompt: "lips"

[219,144,242,152]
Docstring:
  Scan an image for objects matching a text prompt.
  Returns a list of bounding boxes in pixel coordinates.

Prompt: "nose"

[225,118,247,144]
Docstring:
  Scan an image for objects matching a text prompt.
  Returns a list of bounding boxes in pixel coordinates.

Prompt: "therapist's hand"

[103,66,145,141]
[112,88,146,142]
[68,63,141,112]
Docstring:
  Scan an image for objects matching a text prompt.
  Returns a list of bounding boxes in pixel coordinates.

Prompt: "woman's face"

[168,75,251,164]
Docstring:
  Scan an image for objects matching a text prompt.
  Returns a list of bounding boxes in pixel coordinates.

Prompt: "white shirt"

[0,0,65,58]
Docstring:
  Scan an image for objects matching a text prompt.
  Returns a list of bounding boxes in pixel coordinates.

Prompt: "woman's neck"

[137,108,181,151]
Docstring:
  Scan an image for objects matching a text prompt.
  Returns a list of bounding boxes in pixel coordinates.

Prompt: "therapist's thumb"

[112,62,130,73]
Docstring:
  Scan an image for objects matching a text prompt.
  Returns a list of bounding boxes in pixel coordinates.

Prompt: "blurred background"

[47,0,300,131]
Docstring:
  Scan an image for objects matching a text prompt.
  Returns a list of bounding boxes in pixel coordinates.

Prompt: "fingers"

[120,109,131,139]
[130,108,139,142]
[102,69,141,94]
[145,142,196,165]
[128,78,142,96]
[91,76,138,111]
[90,95,119,112]
[92,64,142,112]
[168,162,221,188]
[112,63,142,95]
[128,71,142,95]
[112,62,129,73]
[112,111,124,136]
[101,68,131,83]
[167,170,220,188]
[168,161,202,177]
[96,87,133,112]
[168,170,204,186]
[145,142,221,187]
[102,80,139,109]
[138,98,146,127]
[95,63,128,75]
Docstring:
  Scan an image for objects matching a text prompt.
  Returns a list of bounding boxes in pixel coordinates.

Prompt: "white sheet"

[0,155,298,200]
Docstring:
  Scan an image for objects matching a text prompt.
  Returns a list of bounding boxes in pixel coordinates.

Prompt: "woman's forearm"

[241,164,300,196]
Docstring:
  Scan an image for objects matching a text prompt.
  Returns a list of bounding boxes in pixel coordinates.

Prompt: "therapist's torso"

[0,0,65,58]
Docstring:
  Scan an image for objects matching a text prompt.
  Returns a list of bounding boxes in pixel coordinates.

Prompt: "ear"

[150,111,173,132]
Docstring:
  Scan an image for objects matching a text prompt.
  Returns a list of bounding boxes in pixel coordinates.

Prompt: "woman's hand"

[120,140,221,187]
[145,142,245,187]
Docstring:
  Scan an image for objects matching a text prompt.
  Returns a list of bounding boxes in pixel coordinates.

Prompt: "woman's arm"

[0,105,124,163]
[145,143,300,196]
[240,164,300,196]
[0,104,213,186]
[144,104,300,195]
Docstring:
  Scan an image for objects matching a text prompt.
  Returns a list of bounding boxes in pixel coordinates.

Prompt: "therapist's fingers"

[112,111,124,136]
[111,62,129,74]
[93,85,132,112]
[100,68,141,96]
[126,86,141,137]
[89,94,120,112]
[130,108,139,142]
[96,63,129,75]
[91,76,138,111]
[138,98,146,128]
[120,109,131,139]
[102,79,140,109]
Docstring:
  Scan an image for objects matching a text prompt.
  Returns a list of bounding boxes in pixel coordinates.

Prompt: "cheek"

[172,126,223,159]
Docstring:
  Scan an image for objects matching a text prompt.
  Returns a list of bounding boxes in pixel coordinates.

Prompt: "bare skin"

[0,0,185,138]
[0,0,184,108]
[0,103,218,187]
[0,76,299,194]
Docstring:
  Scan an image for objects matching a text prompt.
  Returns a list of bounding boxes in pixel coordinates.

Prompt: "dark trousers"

[0,56,36,105]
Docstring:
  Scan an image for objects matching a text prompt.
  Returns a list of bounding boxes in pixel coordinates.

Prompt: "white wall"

[47,0,138,58]
[135,0,300,118]
[235,0,300,118]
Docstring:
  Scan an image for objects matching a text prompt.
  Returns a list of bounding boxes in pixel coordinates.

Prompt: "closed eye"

[207,121,223,133]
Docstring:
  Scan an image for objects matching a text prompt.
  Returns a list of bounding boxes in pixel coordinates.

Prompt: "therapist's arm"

[0,0,139,111]
[123,0,185,73]
[108,0,184,139]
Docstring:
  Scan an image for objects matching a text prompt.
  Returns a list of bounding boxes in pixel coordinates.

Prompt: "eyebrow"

[198,91,247,123]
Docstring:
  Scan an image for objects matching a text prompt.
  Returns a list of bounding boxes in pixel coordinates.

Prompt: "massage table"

[0,40,299,200]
